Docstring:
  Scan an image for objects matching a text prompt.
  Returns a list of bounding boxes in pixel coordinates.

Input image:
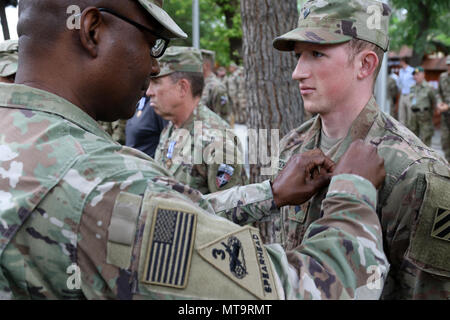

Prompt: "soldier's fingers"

[305,157,327,174]
[322,156,335,172]
[307,171,332,189]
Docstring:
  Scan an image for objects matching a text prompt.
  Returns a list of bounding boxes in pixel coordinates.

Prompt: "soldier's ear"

[357,50,379,81]
[78,7,103,58]
[177,78,190,98]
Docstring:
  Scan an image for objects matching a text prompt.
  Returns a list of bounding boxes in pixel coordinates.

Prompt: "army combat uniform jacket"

[408,81,437,146]
[200,73,231,124]
[264,96,450,299]
[0,84,388,299]
[155,104,248,194]
[225,67,248,125]
[438,72,450,162]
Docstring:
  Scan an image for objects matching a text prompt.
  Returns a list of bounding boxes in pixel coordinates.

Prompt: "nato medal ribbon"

[167,141,176,159]
[136,97,146,118]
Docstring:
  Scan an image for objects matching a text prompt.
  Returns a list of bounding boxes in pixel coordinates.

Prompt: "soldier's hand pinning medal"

[271,149,334,208]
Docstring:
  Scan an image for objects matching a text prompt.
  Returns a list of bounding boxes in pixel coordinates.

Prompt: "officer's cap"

[273,0,391,52]
[137,0,187,39]
[412,66,424,75]
[153,46,203,78]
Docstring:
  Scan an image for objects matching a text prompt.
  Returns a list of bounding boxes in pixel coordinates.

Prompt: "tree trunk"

[241,0,304,243]
[410,1,430,67]
[0,4,10,40]
[240,0,303,184]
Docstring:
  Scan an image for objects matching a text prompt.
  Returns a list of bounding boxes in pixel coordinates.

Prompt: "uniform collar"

[301,96,379,162]
[0,83,113,141]
[170,102,203,132]
[415,80,427,88]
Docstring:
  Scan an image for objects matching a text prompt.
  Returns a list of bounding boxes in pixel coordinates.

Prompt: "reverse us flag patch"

[142,207,197,288]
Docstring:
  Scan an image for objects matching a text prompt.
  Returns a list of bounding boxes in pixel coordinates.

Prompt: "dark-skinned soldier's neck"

[14,79,97,120]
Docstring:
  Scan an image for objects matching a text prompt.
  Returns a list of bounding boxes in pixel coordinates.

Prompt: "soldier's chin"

[150,103,160,113]
[121,103,138,119]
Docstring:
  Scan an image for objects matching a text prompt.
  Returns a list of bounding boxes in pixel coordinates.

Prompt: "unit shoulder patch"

[431,208,450,242]
[197,226,279,299]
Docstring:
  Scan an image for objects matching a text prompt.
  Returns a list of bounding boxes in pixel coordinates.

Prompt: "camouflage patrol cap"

[273,0,391,52]
[137,0,187,39]
[153,46,203,78]
[201,49,216,62]
[0,39,18,78]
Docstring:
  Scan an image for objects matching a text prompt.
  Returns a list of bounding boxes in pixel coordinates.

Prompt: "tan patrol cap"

[137,0,187,39]
[201,49,216,62]
[0,39,18,78]
[152,46,203,79]
[273,0,391,52]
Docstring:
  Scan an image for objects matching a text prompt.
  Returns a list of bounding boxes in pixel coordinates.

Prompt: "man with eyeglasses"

[0,0,389,300]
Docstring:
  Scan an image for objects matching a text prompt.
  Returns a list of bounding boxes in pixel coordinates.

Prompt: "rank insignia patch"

[142,207,197,288]
[431,208,450,242]
[216,164,234,188]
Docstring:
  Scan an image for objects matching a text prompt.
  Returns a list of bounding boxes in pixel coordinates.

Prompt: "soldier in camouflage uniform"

[0,0,390,300]
[437,56,450,162]
[0,40,18,83]
[98,119,127,145]
[200,49,232,124]
[387,72,399,119]
[151,46,248,194]
[270,0,450,299]
[408,67,437,147]
[226,64,248,125]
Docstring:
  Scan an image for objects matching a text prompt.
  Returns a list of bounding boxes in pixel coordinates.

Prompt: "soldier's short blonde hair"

[346,39,384,83]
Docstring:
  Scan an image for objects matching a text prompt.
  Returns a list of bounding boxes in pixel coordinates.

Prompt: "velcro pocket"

[107,192,142,269]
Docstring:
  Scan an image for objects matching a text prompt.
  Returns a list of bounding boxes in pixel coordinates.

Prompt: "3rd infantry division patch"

[431,208,450,242]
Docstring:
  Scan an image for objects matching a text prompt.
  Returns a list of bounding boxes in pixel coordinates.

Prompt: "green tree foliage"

[389,0,450,65]
[163,0,307,67]
[163,0,242,67]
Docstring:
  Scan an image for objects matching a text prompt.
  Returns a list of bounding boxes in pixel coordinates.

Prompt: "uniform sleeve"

[76,174,284,300]
[205,180,279,225]
[266,174,389,299]
[76,172,388,300]
[205,128,248,193]
[385,160,450,299]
